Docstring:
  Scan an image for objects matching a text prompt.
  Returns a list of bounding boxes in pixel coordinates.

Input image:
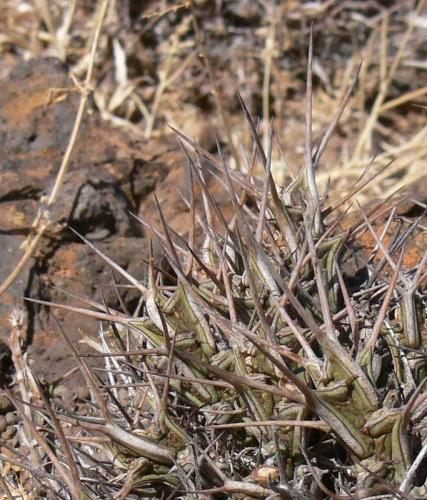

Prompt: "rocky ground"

[0,53,426,399]
[0,56,218,385]
[0,3,426,495]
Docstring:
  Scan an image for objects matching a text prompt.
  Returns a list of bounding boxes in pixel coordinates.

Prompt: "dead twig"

[0,0,110,298]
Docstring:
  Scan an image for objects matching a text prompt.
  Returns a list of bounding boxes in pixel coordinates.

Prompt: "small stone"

[5,412,18,426]
[0,395,13,415]
[251,466,280,486]
[1,425,16,440]
[53,384,68,400]
[0,415,7,433]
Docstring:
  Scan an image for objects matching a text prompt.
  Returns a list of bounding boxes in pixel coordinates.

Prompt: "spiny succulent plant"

[4,43,427,500]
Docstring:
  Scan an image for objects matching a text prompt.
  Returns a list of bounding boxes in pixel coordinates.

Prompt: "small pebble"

[0,395,13,415]
[1,425,16,440]
[6,435,19,450]
[0,415,7,433]
[5,412,18,426]
[53,384,68,400]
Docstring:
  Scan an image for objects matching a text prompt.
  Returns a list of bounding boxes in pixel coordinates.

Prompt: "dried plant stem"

[143,43,195,139]
[399,439,427,492]
[10,396,82,500]
[0,470,14,500]
[48,0,110,204]
[353,0,425,158]
[8,310,42,471]
[191,1,241,171]
[205,420,330,430]
[0,224,45,298]
[0,0,110,299]
[380,84,427,112]
[304,24,322,235]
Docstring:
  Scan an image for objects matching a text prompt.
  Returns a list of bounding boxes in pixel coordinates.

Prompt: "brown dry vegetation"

[0,1,426,499]
[1,1,427,196]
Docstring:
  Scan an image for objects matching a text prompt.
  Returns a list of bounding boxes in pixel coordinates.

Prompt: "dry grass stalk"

[0,0,110,299]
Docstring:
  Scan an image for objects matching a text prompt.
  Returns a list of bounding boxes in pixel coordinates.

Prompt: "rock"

[0,58,79,199]
[1,425,16,441]
[339,179,427,285]
[0,396,13,415]
[0,56,172,208]
[224,0,263,25]
[5,412,19,426]
[138,149,234,241]
[0,199,38,232]
[0,57,172,389]
[26,234,152,382]
[0,416,7,433]
[42,168,143,241]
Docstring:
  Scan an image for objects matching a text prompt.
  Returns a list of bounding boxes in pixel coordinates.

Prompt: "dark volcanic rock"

[0,234,31,340]
[0,57,172,203]
[0,57,173,386]
[43,168,143,241]
[0,57,79,200]
[27,237,149,382]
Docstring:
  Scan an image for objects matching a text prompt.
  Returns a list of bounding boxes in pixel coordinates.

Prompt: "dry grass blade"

[33,377,86,497]
[190,2,240,171]
[6,393,82,500]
